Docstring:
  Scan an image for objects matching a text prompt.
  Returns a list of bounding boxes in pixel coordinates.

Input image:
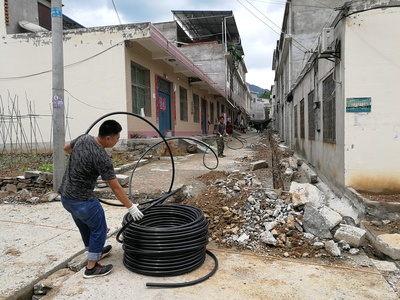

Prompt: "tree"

[260,91,270,99]
[227,43,243,100]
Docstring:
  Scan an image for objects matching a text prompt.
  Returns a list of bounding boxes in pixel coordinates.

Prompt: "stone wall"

[0,171,52,195]
[0,138,192,195]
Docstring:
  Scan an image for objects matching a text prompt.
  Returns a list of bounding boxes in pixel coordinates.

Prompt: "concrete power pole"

[51,0,65,192]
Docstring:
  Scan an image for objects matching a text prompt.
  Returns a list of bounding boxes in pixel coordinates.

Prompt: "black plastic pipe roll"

[121,204,209,277]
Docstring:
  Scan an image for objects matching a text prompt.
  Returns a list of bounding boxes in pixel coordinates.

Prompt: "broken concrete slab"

[334,224,367,247]
[373,234,400,260]
[302,203,333,239]
[328,195,363,224]
[24,170,41,179]
[289,182,325,208]
[249,160,268,171]
[319,205,342,229]
[116,174,129,187]
[362,222,400,260]
[371,259,399,273]
[314,182,364,224]
[97,174,129,187]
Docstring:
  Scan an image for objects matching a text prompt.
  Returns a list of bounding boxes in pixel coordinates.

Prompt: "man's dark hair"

[98,120,122,137]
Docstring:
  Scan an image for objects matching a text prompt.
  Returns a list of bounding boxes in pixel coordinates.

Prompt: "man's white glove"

[128,204,144,221]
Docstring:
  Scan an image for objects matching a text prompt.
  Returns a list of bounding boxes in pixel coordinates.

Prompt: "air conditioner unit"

[320,27,334,53]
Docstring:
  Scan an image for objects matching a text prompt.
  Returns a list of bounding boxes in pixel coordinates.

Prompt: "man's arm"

[107,178,133,208]
[63,143,72,154]
[108,178,144,221]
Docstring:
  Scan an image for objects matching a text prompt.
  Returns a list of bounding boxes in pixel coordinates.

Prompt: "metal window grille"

[300,99,305,139]
[210,102,214,124]
[4,0,9,26]
[294,104,298,138]
[193,94,200,123]
[323,73,336,143]
[131,62,151,116]
[179,86,188,121]
[308,90,315,140]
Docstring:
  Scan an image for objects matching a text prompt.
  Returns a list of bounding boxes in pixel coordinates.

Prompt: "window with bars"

[300,99,305,139]
[179,86,188,121]
[323,73,336,143]
[216,101,220,122]
[193,94,200,123]
[131,62,151,117]
[4,0,9,26]
[210,102,214,125]
[308,90,315,140]
[38,2,51,30]
[294,104,298,138]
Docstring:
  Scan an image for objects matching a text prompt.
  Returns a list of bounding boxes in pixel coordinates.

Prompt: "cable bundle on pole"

[121,204,209,277]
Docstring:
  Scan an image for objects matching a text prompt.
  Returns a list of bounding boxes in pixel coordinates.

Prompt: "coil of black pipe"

[121,204,209,277]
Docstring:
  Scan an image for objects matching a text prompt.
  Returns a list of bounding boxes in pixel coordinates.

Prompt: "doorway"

[201,98,207,135]
[157,78,171,137]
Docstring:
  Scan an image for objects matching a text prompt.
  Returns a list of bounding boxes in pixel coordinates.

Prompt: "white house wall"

[179,43,226,93]
[279,3,400,195]
[343,7,400,193]
[0,23,151,148]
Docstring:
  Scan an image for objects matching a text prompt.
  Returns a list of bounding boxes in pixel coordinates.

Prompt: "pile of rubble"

[188,152,368,259]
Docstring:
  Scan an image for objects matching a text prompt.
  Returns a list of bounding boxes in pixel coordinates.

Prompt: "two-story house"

[272,0,400,196]
[0,1,249,152]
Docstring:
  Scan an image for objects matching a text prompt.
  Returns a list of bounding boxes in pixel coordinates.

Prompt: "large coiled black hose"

[121,204,208,276]
[86,112,218,288]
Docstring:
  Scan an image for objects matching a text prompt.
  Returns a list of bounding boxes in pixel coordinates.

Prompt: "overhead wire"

[64,89,112,111]
[111,0,122,25]
[245,0,284,33]
[290,6,339,83]
[309,0,334,9]
[240,0,344,58]
[245,0,342,84]
[0,41,124,80]
[245,0,336,54]
[236,0,308,54]
[250,0,334,9]
[245,0,311,53]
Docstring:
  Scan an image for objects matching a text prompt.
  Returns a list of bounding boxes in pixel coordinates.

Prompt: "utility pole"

[51,0,65,192]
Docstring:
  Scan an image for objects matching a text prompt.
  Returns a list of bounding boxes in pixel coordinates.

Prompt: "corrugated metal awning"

[172,10,243,56]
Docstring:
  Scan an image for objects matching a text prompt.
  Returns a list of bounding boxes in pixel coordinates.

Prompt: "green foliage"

[260,91,271,99]
[0,153,53,173]
[38,164,53,172]
[227,43,243,65]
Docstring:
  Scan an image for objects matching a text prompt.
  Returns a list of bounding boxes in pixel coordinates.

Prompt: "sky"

[62,0,286,89]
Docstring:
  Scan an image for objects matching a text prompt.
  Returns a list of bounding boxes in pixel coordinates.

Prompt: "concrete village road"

[0,131,399,299]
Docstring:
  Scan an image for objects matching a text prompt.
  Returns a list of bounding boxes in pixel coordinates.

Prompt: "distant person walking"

[226,120,233,141]
[240,118,246,133]
[215,115,227,157]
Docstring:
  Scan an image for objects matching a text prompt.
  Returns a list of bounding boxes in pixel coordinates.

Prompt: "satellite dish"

[18,20,48,33]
